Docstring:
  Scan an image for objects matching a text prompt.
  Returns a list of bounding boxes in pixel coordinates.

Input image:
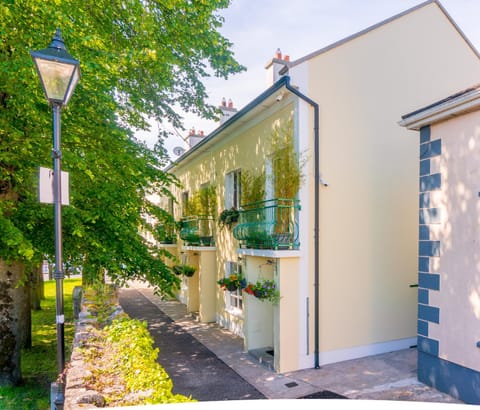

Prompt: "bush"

[83,316,195,406]
[105,318,194,404]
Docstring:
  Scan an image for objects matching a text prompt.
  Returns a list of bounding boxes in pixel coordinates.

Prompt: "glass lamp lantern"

[30,29,80,106]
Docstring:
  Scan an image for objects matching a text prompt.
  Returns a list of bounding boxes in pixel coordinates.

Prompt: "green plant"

[240,169,266,205]
[218,207,240,230]
[185,185,217,217]
[0,278,81,410]
[156,222,177,244]
[83,281,118,328]
[270,118,306,199]
[244,279,280,304]
[172,264,196,277]
[217,274,247,292]
[86,317,194,405]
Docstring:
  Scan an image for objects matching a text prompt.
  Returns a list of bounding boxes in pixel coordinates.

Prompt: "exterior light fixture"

[31,28,80,410]
[31,28,80,106]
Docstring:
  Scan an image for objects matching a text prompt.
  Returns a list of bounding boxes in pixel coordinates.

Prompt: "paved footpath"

[118,288,266,402]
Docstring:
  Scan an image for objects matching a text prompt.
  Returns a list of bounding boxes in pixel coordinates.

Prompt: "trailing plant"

[244,279,280,304]
[218,207,240,230]
[240,169,266,206]
[270,118,306,199]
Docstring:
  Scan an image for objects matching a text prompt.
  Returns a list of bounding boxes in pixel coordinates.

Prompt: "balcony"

[232,198,300,250]
[179,216,215,246]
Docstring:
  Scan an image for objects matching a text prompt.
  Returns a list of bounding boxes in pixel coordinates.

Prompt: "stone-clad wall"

[65,287,123,410]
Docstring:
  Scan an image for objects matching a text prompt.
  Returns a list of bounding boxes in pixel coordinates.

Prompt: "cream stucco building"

[159,0,480,375]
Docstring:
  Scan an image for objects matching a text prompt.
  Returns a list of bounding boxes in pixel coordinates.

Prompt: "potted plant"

[244,279,280,304]
[217,274,246,292]
[218,207,240,230]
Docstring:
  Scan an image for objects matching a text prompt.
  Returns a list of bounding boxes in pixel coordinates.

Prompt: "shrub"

[84,317,195,406]
[104,318,194,404]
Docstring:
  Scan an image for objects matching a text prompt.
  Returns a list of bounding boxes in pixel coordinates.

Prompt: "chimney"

[187,128,206,148]
[219,98,238,125]
[265,48,291,86]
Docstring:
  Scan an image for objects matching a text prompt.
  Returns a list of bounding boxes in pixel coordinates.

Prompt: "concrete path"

[118,288,265,401]
[119,285,463,404]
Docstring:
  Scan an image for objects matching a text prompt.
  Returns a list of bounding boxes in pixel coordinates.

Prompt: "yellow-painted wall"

[296,2,480,355]
[172,105,294,334]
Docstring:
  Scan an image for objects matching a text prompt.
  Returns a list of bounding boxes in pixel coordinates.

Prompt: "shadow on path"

[118,288,266,402]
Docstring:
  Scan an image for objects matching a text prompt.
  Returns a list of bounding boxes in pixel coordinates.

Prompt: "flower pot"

[254,289,264,299]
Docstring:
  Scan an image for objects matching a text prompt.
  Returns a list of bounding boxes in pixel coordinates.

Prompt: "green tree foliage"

[0,0,245,296]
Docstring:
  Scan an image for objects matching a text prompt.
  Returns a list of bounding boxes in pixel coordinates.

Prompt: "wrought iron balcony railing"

[232,198,300,250]
[179,216,215,246]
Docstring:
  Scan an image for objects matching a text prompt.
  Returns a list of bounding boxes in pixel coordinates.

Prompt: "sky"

[135,0,480,159]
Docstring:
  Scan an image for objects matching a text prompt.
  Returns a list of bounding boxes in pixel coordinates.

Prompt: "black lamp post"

[31,29,80,409]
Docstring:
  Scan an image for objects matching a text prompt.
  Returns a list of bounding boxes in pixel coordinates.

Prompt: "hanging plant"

[172,264,196,277]
[244,279,280,304]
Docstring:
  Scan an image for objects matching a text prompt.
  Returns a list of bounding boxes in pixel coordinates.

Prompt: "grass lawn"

[0,278,82,410]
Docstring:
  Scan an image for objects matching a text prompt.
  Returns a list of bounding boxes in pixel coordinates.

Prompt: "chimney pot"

[228,99,233,108]
[221,97,226,107]
[275,48,282,59]
[284,54,290,62]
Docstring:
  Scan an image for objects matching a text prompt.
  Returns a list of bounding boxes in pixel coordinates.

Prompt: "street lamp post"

[31,29,80,410]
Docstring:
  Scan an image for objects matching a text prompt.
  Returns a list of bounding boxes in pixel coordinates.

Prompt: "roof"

[289,0,480,68]
[399,84,480,130]
[166,76,292,171]
[167,0,480,166]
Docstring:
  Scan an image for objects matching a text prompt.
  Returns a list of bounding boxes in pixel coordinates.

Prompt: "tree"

[0,0,244,385]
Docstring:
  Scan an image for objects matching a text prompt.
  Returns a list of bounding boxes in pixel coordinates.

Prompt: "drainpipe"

[284,76,321,369]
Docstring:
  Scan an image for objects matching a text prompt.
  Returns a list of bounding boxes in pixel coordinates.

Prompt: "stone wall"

[65,286,123,409]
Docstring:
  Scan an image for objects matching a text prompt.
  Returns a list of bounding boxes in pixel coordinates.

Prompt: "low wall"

[65,286,123,410]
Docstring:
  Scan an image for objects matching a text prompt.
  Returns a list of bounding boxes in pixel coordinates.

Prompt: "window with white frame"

[225,169,241,209]
[225,261,243,311]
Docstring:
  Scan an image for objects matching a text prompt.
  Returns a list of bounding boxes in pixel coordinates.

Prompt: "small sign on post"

[38,167,69,205]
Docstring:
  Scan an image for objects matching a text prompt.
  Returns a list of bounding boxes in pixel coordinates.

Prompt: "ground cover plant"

[0,278,80,410]
[77,283,194,406]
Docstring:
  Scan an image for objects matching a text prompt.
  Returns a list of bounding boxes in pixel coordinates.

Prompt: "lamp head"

[30,29,80,106]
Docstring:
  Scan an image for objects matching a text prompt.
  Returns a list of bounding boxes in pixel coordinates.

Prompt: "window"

[225,261,243,312]
[225,169,241,209]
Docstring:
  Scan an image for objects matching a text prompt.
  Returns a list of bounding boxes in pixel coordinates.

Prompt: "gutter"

[165,76,291,172]
[284,76,321,369]
[399,85,480,130]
